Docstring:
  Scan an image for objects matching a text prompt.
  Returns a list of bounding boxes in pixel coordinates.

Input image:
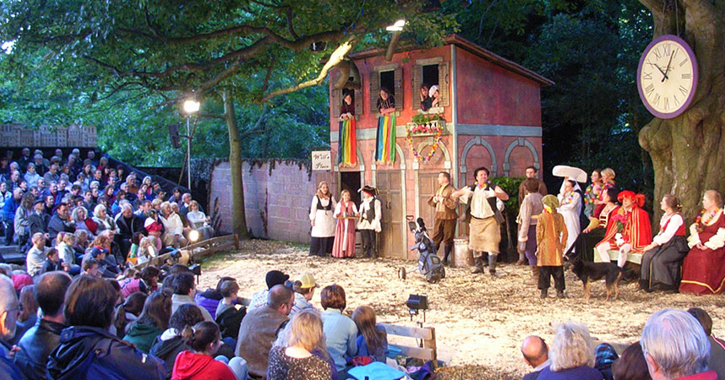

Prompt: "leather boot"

[471,256,485,274]
[516,252,525,265]
[488,254,497,275]
[540,289,548,299]
[443,245,452,266]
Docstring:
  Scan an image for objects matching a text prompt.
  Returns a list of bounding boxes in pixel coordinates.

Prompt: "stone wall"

[209,160,335,243]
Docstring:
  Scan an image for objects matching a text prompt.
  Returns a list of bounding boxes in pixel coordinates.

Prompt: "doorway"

[339,171,361,206]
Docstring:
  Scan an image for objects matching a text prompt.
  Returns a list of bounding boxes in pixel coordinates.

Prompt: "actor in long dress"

[583,169,603,218]
[357,186,381,258]
[332,190,358,258]
[565,187,619,262]
[596,190,652,268]
[593,168,616,217]
[428,172,458,265]
[680,190,725,295]
[536,195,568,299]
[452,166,509,275]
[558,179,581,253]
[517,178,544,282]
[639,195,688,292]
[309,181,337,256]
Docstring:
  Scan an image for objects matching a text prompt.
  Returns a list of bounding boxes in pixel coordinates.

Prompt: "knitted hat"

[265,270,290,290]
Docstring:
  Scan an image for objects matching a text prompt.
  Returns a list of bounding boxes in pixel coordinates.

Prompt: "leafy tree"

[1,0,455,237]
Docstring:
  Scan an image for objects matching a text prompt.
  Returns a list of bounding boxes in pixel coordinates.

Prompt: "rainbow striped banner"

[374,113,396,164]
[337,118,357,167]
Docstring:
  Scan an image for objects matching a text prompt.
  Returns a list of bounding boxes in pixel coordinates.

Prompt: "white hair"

[641,309,710,378]
[94,204,106,216]
[0,275,17,340]
[549,321,595,371]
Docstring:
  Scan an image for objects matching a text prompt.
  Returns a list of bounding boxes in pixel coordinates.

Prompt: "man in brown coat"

[235,284,294,377]
[518,166,547,205]
[428,172,458,265]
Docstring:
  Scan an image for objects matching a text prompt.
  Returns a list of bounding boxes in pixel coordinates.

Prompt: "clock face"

[637,35,698,119]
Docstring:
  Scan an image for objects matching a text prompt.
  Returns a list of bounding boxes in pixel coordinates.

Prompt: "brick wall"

[209,160,335,243]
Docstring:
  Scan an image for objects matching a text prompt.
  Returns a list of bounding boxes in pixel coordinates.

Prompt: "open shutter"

[369,70,380,114]
[394,66,403,111]
[330,74,341,118]
[354,88,363,117]
[412,65,422,110]
[439,62,450,107]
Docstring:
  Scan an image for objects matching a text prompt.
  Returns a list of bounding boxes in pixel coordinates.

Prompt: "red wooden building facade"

[328,35,553,259]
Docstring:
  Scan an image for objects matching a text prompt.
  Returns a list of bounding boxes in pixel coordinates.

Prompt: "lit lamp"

[182,99,201,191]
[385,20,406,61]
[188,229,201,243]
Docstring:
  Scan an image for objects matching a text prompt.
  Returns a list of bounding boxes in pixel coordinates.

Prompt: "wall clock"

[637,34,698,119]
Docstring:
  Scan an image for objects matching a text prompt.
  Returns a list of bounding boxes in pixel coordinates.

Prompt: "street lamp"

[182,99,200,191]
[385,20,406,61]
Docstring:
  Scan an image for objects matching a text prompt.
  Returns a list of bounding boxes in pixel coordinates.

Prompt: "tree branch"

[261,38,356,102]
[262,56,276,93]
[239,104,269,139]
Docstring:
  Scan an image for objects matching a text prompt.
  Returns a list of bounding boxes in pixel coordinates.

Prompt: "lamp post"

[385,19,406,61]
[182,99,200,191]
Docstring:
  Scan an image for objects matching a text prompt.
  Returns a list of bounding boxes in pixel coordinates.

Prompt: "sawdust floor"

[198,240,725,379]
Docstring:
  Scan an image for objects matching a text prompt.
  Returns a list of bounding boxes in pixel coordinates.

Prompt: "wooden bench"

[380,323,438,368]
[592,248,643,265]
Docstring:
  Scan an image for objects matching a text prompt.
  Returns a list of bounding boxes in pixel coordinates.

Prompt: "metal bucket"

[453,238,474,268]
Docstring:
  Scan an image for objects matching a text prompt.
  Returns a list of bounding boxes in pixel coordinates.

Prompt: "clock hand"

[647,62,669,80]
[663,50,675,82]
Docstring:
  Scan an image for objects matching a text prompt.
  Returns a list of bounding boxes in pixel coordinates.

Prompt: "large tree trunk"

[223,89,249,238]
[638,0,725,225]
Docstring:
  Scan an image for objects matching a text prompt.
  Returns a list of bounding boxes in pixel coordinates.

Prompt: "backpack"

[215,306,246,340]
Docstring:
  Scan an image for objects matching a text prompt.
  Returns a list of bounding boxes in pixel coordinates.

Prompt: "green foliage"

[491,176,524,221]
[411,113,445,125]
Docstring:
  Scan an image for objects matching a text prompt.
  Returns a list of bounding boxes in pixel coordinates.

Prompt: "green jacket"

[123,322,163,354]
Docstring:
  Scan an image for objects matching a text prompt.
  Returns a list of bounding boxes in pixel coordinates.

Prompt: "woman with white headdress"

[558,179,582,253]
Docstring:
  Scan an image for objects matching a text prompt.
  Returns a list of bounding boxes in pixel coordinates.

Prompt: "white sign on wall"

[311,151,332,171]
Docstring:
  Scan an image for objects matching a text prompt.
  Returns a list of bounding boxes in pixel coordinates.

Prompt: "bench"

[380,323,438,369]
[592,248,643,265]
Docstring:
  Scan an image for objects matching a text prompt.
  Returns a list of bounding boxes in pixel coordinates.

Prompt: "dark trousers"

[360,229,377,257]
[310,237,334,256]
[432,218,456,249]
[538,266,565,291]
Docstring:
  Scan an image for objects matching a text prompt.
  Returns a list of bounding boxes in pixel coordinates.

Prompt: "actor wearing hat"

[358,186,382,258]
[291,273,319,317]
[452,167,509,275]
[428,172,458,265]
[536,195,568,298]
[596,190,652,268]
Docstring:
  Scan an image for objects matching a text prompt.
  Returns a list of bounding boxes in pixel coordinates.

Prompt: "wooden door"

[376,171,404,259]
[418,172,439,234]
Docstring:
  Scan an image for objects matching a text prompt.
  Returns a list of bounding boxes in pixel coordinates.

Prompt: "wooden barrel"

[453,238,474,268]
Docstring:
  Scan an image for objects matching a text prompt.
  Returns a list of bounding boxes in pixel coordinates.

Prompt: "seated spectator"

[187,201,214,240]
[28,197,50,236]
[112,292,147,338]
[594,343,618,380]
[215,279,246,343]
[111,189,127,216]
[93,204,117,234]
[43,194,55,215]
[73,229,89,255]
[150,304,206,380]
[17,148,32,174]
[40,248,69,275]
[171,273,214,322]
[137,235,159,265]
[23,163,41,190]
[169,188,183,204]
[612,342,651,380]
[26,233,48,277]
[14,193,34,249]
[46,275,166,379]
[236,284,294,378]
[249,270,290,311]
[195,276,235,320]
[352,305,388,363]
[291,273,318,317]
[0,182,10,209]
[268,309,332,380]
[116,203,145,253]
[180,193,195,217]
[121,266,161,298]
[124,290,171,353]
[172,202,193,231]
[687,308,725,379]
[47,202,76,243]
[14,272,72,380]
[43,164,59,185]
[160,201,187,248]
[83,258,99,277]
[71,205,97,239]
[680,190,725,295]
[0,275,23,380]
[33,153,48,174]
[521,335,551,380]
[537,321,603,380]
[126,231,144,266]
[172,321,244,380]
[641,309,715,380]
[135,199,152,218]
[12,285,39,345]
[320,284,357,377]
[2,188,23,245]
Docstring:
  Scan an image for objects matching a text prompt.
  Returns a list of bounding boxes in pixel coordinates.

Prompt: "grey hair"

[121,202,133,212]
[641,309,710,378]
[72,206,88,221]
[549,321,596,371]
[0,275,16,315]
[94,204,106,216]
